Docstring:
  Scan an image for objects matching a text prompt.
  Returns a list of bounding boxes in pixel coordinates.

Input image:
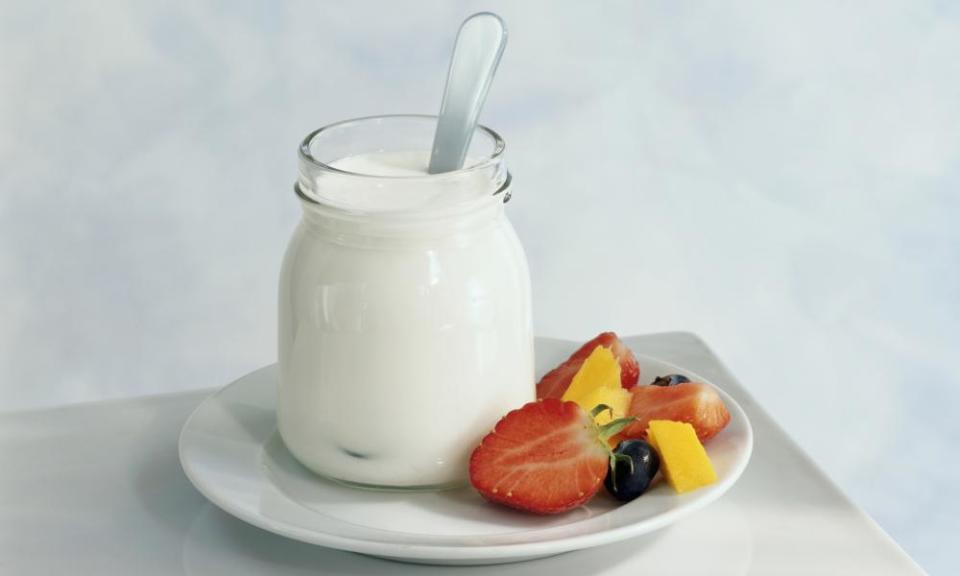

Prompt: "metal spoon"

[428,12,508,174]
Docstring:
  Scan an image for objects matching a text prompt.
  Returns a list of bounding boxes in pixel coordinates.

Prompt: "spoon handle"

[428,12,508,174]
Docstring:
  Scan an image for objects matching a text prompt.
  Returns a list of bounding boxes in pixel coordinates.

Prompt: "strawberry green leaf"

[589,404,613,419]
[598,417,637,441]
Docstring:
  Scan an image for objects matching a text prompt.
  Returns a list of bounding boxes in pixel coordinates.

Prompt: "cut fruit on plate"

[468,399,611,514]
[647,419,718,494]
[621,382,731,443]
[560,345,631,425]
[573,386,632,426]
[536,332,640,399]
[561,345,621,402]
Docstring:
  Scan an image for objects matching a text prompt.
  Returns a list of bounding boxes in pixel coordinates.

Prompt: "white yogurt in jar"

[278,148,534,488]
[314,150,493,212]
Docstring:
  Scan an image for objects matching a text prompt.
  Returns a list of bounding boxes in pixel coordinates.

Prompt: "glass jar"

[278,115,534,490]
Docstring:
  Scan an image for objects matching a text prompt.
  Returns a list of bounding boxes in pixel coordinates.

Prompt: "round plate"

[179,337,753,565]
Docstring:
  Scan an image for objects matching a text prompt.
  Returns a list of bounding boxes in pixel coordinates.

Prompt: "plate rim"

[178,348,753,562]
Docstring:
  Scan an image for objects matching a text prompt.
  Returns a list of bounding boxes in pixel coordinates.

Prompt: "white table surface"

[0,333,924,575]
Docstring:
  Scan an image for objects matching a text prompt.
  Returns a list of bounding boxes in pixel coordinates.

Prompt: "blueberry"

[651,374,690,387]
[605,439,660,502]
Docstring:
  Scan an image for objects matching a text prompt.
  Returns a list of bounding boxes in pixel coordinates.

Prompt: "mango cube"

[574,386,632,425]
[561,346,625,422]
[647,420,717,494]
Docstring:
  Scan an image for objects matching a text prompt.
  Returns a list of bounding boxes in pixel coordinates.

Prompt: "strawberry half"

[536,332,641,399]
[620,382,731,443]
[469,399,634,514]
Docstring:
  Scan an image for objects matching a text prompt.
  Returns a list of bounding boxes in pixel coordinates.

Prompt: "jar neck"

[297,114,509,211]
[294,115,512,244]
[296,181,509,243]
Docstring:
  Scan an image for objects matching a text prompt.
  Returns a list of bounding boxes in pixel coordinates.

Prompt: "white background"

[1,1,957,573]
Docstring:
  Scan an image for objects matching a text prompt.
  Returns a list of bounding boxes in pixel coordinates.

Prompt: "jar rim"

[298,114,505,181]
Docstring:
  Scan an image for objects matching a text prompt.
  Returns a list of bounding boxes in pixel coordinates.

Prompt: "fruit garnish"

[562,345,621,401]
[572,385,632,425]
[559,346,632,424]
[469,399,635,514]
[604,439,660,502]
[646,420,717,494]
[536,332,640,399]
[620,382,731,443]
[651,374,690,387]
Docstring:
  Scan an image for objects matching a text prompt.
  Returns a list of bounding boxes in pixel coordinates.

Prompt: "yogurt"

[278,133,534,489]
[313,150,492,212]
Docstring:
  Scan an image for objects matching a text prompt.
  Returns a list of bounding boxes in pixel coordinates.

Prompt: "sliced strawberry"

[469,399,610,514]
[536,332,640,399]
[620,383,731,442]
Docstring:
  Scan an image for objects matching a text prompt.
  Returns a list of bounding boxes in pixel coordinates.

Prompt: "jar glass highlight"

[278,115,534,490]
